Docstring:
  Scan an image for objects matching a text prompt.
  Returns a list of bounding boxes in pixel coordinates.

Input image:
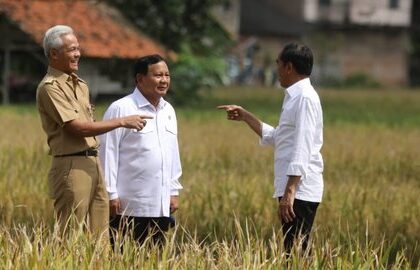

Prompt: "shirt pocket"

[165,120,177,135]
[87,104,95,121]
[133,121,154,134]
[72,102,80,115]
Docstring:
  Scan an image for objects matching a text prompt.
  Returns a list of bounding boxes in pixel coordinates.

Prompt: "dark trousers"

[280,198,319,255]
[109,215,173,250]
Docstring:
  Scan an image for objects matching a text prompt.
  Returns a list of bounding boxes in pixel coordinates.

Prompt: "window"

[389,0,399,9]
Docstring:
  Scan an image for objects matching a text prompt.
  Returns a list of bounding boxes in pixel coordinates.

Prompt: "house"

[0,0,172,104]
[214,0,413,87]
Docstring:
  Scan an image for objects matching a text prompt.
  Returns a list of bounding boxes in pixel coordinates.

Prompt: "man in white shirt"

[218,43,323,255]
[99,54,183,246]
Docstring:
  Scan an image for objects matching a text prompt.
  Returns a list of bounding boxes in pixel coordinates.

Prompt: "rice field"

[0,87,419,269]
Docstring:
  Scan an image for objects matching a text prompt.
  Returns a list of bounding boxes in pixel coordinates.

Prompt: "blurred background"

[0,0,418,105]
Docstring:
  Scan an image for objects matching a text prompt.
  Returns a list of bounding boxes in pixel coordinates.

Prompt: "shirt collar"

[285,77,311,98]
[132,87,167,109]
[47,66,85,84]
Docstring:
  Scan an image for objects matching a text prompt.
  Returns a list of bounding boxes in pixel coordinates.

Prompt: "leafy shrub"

[168,49,226,106]
[343,72,381,88]
[322,72,381,89]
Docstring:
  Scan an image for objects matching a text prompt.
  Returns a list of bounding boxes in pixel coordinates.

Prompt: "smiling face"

[137,61,170,105]
[49,33,80,74]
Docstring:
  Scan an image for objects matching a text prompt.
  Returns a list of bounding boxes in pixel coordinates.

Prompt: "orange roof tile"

[0,0,172,59]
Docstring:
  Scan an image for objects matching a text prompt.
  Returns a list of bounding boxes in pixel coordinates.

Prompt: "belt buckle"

[87,148,98,157]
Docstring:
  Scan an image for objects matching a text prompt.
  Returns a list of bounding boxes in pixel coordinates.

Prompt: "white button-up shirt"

[261,78,324,202]
[99,89,183,217]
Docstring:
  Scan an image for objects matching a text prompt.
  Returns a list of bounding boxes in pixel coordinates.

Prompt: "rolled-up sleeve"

[170,176,183,196]
[260,122,276,146]
[99,105,123,200]
[286,97,318,177]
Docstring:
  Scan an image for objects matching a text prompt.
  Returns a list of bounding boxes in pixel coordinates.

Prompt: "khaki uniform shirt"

[36,66,98,156]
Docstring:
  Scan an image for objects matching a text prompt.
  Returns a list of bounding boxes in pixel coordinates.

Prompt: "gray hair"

[43,25,74,57]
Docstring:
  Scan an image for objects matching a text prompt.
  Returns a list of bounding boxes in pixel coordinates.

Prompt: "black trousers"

[110,215,174,249]
[279,197,319,254]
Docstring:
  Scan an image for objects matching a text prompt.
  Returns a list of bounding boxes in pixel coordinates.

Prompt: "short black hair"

[134,54,165,80]
[279,43,313,76]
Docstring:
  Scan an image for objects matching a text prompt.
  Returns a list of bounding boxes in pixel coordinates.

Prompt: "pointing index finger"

[217,105,234,111]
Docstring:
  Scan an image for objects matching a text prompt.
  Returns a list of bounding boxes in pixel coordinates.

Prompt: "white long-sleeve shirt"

[261,78,324,202]
[99,89,183,217]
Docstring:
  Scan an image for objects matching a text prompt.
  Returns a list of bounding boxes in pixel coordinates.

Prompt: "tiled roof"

[0,0,171,59]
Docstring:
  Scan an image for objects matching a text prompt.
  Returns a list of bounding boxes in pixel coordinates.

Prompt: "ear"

[286,62,294,74]
[49,48,60,60]
[50,48,57,58]
[136,73,143,86]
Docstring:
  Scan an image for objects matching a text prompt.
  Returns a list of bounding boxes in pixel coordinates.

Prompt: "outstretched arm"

[217,105,263,137]
[64,115,153,137]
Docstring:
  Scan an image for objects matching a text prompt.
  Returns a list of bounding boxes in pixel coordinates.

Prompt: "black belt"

[55,149,98,157]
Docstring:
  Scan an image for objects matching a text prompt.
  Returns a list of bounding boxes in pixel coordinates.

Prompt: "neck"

[139,89,160,108]
[286,75,308,87]
[292,75,308,83]
[149,98,160,108]
[49,63,72,75]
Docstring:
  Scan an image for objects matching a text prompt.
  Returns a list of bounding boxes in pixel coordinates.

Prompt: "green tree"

[167,46,227,105]
[106,0,232,105]
[106,0,231,56]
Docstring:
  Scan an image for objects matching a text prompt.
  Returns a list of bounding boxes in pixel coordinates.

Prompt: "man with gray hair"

[36,25,151,237]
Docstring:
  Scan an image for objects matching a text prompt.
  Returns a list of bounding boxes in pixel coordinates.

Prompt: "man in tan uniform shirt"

[36,25,151,237]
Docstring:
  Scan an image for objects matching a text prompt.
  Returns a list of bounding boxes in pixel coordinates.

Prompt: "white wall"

[350,0,412,26]
[303,0,412,26]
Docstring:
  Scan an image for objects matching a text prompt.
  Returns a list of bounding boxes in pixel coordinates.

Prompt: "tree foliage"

[167,46,227,105]
[105,0,232,105]
[106,0,232,56]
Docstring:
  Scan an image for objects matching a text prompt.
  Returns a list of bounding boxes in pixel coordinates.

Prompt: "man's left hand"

[278,176,300,223]
[170,196,179,213]
[279,194,296,224]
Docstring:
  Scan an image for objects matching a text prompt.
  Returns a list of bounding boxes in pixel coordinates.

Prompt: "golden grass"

[0,88,419,269]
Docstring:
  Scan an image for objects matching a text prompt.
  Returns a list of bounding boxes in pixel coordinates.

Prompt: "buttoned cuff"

[170,177,183,195]
[286,162,307,177]
[170,189,179,196]
[108,192,119,200]
[260,122,275,145]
